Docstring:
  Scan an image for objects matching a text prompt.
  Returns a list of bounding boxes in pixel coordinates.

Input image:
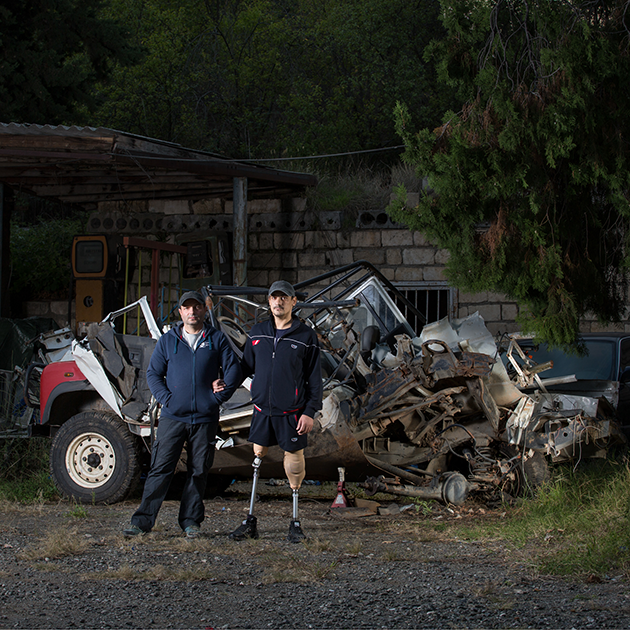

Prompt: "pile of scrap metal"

[210,262,626,506]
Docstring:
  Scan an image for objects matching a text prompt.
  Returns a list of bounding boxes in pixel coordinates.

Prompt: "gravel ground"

[1,483,629,630]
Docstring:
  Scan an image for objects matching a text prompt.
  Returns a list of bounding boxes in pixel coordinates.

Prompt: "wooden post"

[0,184,13,317]
[233,177,248,287]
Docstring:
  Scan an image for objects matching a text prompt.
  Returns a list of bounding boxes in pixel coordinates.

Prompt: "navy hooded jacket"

[242,318,322,418]
[147,321,241,424]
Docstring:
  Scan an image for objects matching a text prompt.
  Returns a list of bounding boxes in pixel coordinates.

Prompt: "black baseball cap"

[268,280,296,297]
[178,291,205,308]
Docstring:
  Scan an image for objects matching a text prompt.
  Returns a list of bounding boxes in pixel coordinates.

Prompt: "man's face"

[179,299,206,328]
[268,292,297,318]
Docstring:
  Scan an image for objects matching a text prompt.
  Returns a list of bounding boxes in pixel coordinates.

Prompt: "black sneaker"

[229,515,259,540]
[287,520,306,543]
[123,524,144,537]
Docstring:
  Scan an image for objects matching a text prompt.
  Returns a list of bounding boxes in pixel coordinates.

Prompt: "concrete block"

[350,231,381,248]
[435,249,450,265]
[251,252,282,268]
[248,233,258,250]
[274,232,305,251]
[381,230,414,247]
[423,267,447,282]
[413,232,433,247]
[305,231,337,249]
[298,252,327,267]
[282,252,298,268]
[402,248,435,266]
[326,249,354,266]
[475,304,501,322]
[353,248,385,265]
[257,233,274,250]
[386,249,402,265]
[395,267,423,282]
[501,303,519,320]
[150,200,190,215]
[192,198,223,214]
[24,301,49,317]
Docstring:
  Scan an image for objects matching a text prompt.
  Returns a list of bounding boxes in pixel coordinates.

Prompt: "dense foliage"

[0,0,140,125]
[95,0,455,160]
[390,0,630,348]
[10,217,84,301]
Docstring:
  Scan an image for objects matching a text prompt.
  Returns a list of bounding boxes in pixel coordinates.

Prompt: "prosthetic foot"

[229,514,259,540]
[288,516,306,543]
[285,450,307,542]
[229,445,267,541]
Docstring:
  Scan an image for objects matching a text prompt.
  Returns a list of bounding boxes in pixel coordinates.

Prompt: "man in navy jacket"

[124,291,241,538]
[228,280,322,543]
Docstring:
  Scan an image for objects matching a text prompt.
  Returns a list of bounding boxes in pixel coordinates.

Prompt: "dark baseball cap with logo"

[178,291,205,308]
[268,280,296,297]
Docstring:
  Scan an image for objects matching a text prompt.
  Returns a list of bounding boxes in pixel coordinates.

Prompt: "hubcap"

[65,432,116,489]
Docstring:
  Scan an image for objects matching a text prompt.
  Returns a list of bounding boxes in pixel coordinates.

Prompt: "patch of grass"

[463,459,630,578]
[91,563,216,581]
[0,438,57,503]
[66,499,88,519]
[345,540,362,555]
[261,551,338,584]
[20,527,89,560]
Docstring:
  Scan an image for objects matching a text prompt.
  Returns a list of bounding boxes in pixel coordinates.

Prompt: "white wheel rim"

[65,431,116,489]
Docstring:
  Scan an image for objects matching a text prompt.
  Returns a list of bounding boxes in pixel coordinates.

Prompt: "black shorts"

[248,409,307,452]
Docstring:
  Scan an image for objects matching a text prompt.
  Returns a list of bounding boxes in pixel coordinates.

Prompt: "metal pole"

[233,176,248,287]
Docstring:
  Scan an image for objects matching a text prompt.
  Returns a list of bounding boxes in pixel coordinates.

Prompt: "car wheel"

[50,411,140,504]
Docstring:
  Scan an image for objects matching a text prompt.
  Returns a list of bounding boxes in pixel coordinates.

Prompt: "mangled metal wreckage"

[208,262,626,505]
[21,261,626,505]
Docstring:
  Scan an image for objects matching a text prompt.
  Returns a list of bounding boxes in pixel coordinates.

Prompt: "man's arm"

[212,332,242,404]
[146,337,171,406]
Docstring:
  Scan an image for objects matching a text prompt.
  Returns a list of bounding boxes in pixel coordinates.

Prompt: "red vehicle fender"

[38,361,92,425]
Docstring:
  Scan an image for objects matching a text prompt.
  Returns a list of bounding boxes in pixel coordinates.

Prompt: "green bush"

[10,218,84,300]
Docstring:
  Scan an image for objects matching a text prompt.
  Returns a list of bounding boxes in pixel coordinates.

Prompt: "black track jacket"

[242,318,322,419]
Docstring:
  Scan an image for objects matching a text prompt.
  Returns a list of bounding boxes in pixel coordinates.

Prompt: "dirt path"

[1,486,628,629]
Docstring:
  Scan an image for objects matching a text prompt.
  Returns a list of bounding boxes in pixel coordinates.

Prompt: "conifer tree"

[390,0,630,349]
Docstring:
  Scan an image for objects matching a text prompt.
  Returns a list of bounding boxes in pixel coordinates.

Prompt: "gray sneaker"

[184,524,201,538]
[123,524,144,537]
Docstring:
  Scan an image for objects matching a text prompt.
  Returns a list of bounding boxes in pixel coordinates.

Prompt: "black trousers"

[131,416,217,532]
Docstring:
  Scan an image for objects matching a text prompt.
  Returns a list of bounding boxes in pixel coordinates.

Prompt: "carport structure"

[0,123,317,316]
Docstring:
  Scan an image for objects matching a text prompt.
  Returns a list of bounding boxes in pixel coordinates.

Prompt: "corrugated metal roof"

[0,123,316,206]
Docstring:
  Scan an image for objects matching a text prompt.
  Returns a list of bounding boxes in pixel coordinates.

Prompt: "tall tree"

[390,0,630,349]
[0,0,140,125]
[95,0,453,159]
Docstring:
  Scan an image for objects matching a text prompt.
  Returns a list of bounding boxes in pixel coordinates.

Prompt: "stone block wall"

[61,195,628,336]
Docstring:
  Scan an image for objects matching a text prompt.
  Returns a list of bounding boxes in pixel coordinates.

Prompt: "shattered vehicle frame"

[20,261,626,505]
[209,261,625,505]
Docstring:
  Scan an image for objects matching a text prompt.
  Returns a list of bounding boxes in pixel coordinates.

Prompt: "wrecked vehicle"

[10,261,626,505]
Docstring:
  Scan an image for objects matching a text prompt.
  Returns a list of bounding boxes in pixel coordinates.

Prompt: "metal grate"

[391,283,457,335]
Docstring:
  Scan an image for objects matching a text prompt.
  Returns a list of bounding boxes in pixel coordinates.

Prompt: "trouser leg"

[178,421,218,531]
[131,417,187,532]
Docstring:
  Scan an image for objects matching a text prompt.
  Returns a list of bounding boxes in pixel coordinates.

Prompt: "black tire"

[50,411,140,504]
[496,443,550,497]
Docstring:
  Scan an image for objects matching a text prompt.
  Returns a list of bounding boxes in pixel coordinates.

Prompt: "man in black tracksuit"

[228,280,322,542]
[123,291,241,538]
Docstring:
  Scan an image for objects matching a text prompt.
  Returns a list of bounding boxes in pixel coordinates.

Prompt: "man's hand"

[296,414,314,435]
[212,378,226,393]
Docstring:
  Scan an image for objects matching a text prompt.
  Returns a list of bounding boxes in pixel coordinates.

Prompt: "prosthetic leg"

[228,445,268,540]
[284,449,306,543]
